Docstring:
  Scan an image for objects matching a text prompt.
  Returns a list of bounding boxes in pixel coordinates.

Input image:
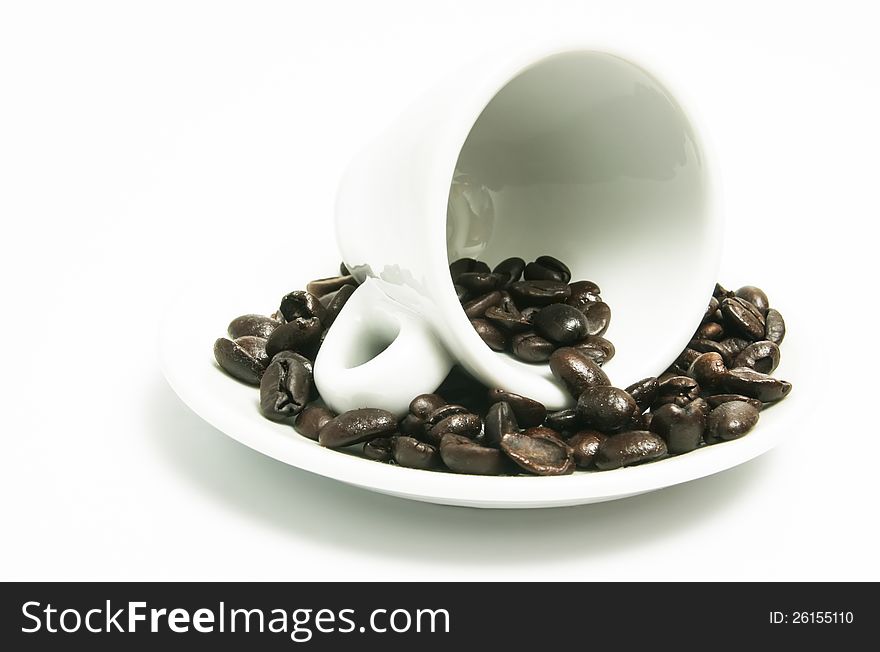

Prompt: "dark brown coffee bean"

[454,284,469,302]
[294,403,336,440]
[463,290,503,318]
[485,301,532,333]
[398,413,425,439]
[259,355,311,421]
[565,280,602,311]
[654,376,701,407]
[470,318,508,351]
[501,428,574,475]
[545,408,579,433]
[723,368,792,402]
[493,257,526,286]
[440,434,509,475]
[673,348,702,373]
[455,272,506,294]
[323,284,356,328]
[714,283,734,299]
[735,286,770,314]
[509,280,571,307]
[687,352,728,390]
[658,369,681,384]
[524,256,571,283]
[520,306,541,322]
[571,335,615,365]
[363,436,395,461]
[227,314,280,340]
[576,386,638,432]
[688,338,731,366]
[650,399,708,454]
[718,337,751,362]
[270,350,314,376]
[392,436,440,470]
[695,321,725,341]
[487,389,546,427]
[625,377,659,412]
[265,317,323,359]
[279,290,327,324]
[306,275,357,298]
[703,296,720,322]
[734,340,781,373]
[706,401,760,442]
[765,308,786,345]
[568,430,607,468]
[213,336,269,385]
[318,408,397,448]
[426,412,482,445]
[532,303,589,345]
[705,394,763,411]
[595,431,667,470]
[510,331,555,362]
[449,258,490,277]
[721,297,765,340]
[425,404,468,427]
[549,348,610,398]
[582,301,611,337]
[484,401,519,447]
[409,394,446,419]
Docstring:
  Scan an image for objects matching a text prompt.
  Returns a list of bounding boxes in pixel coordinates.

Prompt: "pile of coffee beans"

[213,260,791,476]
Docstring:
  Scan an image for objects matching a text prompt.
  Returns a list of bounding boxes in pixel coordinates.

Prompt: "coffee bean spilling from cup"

[213,259,791,475]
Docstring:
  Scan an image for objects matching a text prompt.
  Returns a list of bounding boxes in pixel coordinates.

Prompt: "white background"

[2,1,878,581]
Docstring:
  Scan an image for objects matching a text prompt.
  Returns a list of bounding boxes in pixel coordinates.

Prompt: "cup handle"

[313,278,454,417]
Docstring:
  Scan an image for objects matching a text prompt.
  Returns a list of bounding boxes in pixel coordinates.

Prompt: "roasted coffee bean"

[440,434,509,475]
[545,408,579,433]
[695,320,725,341]
[270,350,314,376]
[524,256,571,283]
[705,394,763,411]
[641,411,654,431]
[463,290,503,318]
[658,369,681,384]
[484,401,519,447]
[449,257,490,277]
[393,436,441,470]
[735,286,770,314]
[704,296,720,322]
[213,336,269,385]
[734,340,781,374]
[470,318,508,351]
[721,297,765,340]
[280,290,327,323]
[582,301,611,337]
[723,368,792,402]
[510,330,555,362]
[501,428,574,475]
[568,430,607,468]
[625,377,659,412]
[650,399,708,454]
[571,335,615,366]
[674,348,702,373]
[520,306,541,322]
[426,412,482,445]
[595,431,667,470]
[687,352,728,390]
[306,275,356,298]
[409,394,446,419]
[398,413,426,439]
[425,404,469,427]
[532,303,589,344]
[318,408,397,448]
[454,284,469,302]
[487,389,546,427]
[654,376,701,407]
[566,280,602,311]
[294,403,335,440]
[714,283,734,299]
[363,436,395,461]
[706,401,760,442]
[765,308,786,345]
[259,355,311,421]
[576,386,639,433]
[323,284,356,328]
[228,314,280,340]
[549,348,610,398]
[485,302,532,333]
[688,338,731,366]
[509,280,571,307]
[455,272,506,294]
[718,337,751,361]
[265,317,323,358]
[493,257,526,285]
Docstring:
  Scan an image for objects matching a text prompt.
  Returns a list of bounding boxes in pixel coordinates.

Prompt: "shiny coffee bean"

[706,401,760,442]
[509,280,571,307]
[688,338,731,366]
[393,436,441,470]
[549,348,610,398]
[318,408,397,448]
[704,296,720,322]
[735,286,770,314]
[424,404,468,427]
[718,337,751,361]
[270,350,314,376]
[533,303,589,344]
[566,280,602,311]
[765,308,786,345]
[213,336,269,385]
[487,389,546,427]
[426,412,482,445]
[454,284,469,302]
[409,393,446,419]
[687,352,728,390]
[654,376,701,407]
[306,275,356,298]
[484,401,519,447]
[323,284,356,328]
[463,290,503,318]
[520,306,540,322]
[545,408,579,433]
[294,402,336,441]
[625,377,659,412]
[524,256,571,283]
[723,368,792,402]
[398,413,425,439]
[440,434,509,475]
[714,282,735,299]
[363,436,395,462]
[674,348,702,373]
[259,355,312,421]
[658,369,681,384]
[470,318,508,351]
[650,399,708,454]
[582,301,611,337]
[595,431,667,470]
[280,290,327,324]
[449,257,490,277]
[705,394,763,411]
[695,320,725,341]
[734,340,781,374]
[501,428,574,475]
[510,330,555,362]
[571,335,615,366]
[455,272,506,294]
[721,297,765,340]
[485,301,532,333]
[265,317,323,358]
[493,257,526,285]
[568,430,607,468]
[576,386,638,433]
[228,314,280,340]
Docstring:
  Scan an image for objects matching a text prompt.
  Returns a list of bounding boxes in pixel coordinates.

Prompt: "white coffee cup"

[314,45,720,416]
